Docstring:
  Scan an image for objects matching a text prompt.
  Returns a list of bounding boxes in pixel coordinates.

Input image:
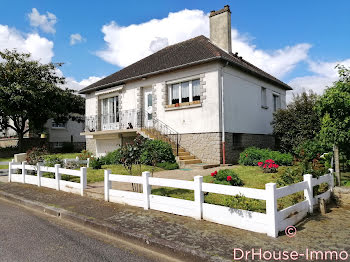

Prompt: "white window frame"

[52,121,66,129]
[168,79,200,105]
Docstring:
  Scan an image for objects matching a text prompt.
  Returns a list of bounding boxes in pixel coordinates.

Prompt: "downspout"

[221,64,228,165]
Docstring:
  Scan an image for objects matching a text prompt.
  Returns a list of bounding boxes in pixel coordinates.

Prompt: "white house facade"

[79,5,291,165]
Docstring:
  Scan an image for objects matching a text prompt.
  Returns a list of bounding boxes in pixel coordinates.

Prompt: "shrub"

[26,147,48,165]
[258,159,279,173]
[276,167,303,187]
[156,162,179,170]
[78,150,93,160]
[101,148,122,165]
[239,147,293,166]
[90,158,102,170]
[141,140,176,166]
[225,194,262,211]
[44,155,63,167]
[211,169,244,186]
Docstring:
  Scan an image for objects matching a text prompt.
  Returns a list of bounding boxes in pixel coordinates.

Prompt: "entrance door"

[144,90,153,128]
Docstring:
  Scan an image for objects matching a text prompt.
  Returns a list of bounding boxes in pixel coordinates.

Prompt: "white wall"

[222,66,287,134]
[95,136,121,156]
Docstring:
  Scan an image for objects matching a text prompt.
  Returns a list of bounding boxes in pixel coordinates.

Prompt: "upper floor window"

[168,79,200,105]
[261,87,267,109]
[52,121,66,128]
[101,96,119,123]
[273,94,281,112]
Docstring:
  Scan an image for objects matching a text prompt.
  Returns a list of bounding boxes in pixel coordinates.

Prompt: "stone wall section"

[86,138,97,155]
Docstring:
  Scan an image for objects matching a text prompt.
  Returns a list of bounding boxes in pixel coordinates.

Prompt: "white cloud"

[70,33,85,45]
[287,59,350,102]
[96,9,311,79]
[64,75,103,92]
[0,24,54,63]
[28,8,57,34]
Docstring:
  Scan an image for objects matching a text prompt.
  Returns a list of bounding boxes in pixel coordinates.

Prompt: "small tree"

[272,91,321,153]
[0,49,85,151]
[317,65,350,185]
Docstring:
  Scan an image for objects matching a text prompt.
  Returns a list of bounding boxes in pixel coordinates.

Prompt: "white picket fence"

[8,160,87,196]
[104,169,334,238]
[62,157,90,168]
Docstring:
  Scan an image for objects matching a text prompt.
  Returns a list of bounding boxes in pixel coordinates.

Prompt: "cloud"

[96,9,311,79]
[287,59,350,102]
[70,33,86,45]
[0,24,54,63]
[28,8,57,34]
[64,75,103,92]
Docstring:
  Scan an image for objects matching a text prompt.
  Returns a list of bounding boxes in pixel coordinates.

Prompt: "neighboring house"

[79,5,291,165]
[0,118,85,151]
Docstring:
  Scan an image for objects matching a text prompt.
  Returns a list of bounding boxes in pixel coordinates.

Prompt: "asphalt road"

[0,200,155,262]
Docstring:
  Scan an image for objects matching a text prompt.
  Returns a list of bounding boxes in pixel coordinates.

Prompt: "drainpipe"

[221,65,227,165]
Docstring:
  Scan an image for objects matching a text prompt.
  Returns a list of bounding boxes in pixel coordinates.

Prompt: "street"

[0,199,156,262]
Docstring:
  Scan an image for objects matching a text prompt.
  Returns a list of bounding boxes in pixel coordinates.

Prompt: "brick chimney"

[209,5,232,53]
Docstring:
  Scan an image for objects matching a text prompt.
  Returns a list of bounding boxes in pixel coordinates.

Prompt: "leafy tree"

[0,49,85,150]
[316,65,350,185]
[272,91,321,153]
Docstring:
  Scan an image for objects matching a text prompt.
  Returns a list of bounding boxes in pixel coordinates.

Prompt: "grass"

[152,165,311,213]
[0,157,12,162]
[341,172,350,187]
[45,153,80,159]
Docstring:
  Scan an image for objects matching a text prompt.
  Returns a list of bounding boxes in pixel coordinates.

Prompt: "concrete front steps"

[139,128,202,167]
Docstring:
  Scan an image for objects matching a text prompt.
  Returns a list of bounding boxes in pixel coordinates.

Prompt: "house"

[79,5,291,166]
[0,118,85,152]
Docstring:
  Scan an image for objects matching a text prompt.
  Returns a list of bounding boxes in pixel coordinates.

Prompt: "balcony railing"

[85,109,140,132]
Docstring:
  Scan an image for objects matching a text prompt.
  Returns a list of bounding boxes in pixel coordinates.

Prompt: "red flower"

[214,170,218,175]
[268,164,273,168]
[211,172,215,176]
[263,164,267,169]
[227,176,232,181]
[258,162,263,167]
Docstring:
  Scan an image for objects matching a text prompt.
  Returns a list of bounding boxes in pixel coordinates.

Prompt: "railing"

[141,115,181,156]
[104,169,335,238]
[85,109,140,132]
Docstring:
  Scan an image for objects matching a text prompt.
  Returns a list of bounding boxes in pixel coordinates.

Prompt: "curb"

[0,190,224,262]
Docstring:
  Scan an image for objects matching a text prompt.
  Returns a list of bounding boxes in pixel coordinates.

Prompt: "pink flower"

[258,162,263,167]
[268,164,273,168]
[263,164,267,169]
[227,176,232,181]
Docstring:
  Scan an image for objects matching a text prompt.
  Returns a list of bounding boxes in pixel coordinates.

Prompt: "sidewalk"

[0,182,350,261]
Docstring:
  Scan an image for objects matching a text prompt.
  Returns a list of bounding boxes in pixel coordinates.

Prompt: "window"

[273,94,281,112]
[168,79,200,104]
[147,93,152,120]
[261,87,267,108]
[52,121,66,128]
[101,96,119,124]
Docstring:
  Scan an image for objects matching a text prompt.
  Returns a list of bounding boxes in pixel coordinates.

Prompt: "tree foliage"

[0,49,85,150]
[272,91,321,153]
[316,65,350,151]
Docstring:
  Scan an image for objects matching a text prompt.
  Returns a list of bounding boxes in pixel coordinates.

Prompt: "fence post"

[37,162,42,187]
[22,161,27,184]
[55,164,61,191]
[194,176,203,220]
[303,174,314,214]
[80,167,87,196]
[8,159,14,182]
[104,169,111,202]
[328,168,334,192]
[266,183,278,238]
[87,158,90,168]
[142,171,151,210]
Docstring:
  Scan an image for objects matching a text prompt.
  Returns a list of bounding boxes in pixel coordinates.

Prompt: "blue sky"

[1,0,349,99]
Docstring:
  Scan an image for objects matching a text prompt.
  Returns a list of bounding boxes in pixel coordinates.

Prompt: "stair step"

[179,155,196,160]
[176,152,190,156]
[180,159,202,165]
[172,148,186,153]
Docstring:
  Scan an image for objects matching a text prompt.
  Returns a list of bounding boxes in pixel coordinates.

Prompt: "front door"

[144,90,153,128]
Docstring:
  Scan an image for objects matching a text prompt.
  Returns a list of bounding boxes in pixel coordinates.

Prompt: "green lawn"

[341,172,350,187]
[152,165,310,213]
[45,153,81,159]
[0,157,12,169]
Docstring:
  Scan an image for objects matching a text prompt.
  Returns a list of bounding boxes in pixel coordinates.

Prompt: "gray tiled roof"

[79,35,292,94]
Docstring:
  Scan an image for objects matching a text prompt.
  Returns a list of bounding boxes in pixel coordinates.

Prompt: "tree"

[0,49,85,150]
[317,65,350,185]
[272,91,321,153]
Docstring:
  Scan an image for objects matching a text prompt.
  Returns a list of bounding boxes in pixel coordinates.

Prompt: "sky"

[1,0,350,101]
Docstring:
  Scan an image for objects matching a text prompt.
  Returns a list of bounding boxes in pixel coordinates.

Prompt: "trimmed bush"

[44,155,63,167]
[239,147,293,166]
[141,140,176,166]
[90,158,103,170]
[156,162,179,170]
[211,169,244,186]
[101,149,122,165]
